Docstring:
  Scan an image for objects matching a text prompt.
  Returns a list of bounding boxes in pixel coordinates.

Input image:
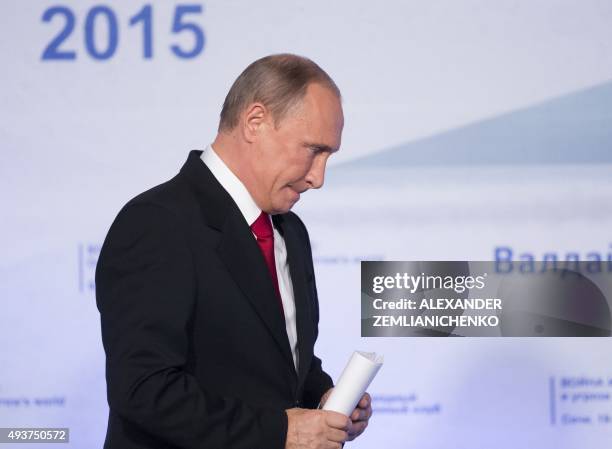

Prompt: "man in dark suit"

[96,54,372,449]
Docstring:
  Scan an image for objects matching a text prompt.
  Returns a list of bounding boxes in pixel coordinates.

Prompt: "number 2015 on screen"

[41,4,206,61]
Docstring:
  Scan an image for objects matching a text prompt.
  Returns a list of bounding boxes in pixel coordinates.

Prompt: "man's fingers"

[324,410,351,430]
[351,408,367,421]
[347,420,368,441]
[351,402,372,421]
[324,442,343,449]
[359,392,371,408]
[350,392,372,419]
[349,420,368,434]
[327,427,349,443]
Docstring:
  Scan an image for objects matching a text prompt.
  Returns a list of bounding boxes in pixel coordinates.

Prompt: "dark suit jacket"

[95,150,333,449]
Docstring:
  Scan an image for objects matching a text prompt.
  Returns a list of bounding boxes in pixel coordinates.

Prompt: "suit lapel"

[217,211,295,370]
[274,214,314,388]
[179,150,295,371]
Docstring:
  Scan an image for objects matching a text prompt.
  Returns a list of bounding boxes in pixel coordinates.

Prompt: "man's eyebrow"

[302,141,339,153]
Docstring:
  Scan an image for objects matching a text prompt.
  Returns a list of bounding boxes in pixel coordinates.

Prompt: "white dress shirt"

[201,144,299,372]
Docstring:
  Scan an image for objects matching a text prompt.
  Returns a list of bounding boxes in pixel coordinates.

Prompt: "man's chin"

[270,204,294,215]
[269,198,299,215]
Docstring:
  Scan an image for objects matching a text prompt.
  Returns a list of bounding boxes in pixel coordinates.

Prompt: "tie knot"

[250,212,273,239]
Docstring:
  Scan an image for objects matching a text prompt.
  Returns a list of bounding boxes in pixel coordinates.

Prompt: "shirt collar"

[201,143,262,227]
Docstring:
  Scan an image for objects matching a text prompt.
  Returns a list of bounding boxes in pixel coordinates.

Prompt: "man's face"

[248,83,344,214]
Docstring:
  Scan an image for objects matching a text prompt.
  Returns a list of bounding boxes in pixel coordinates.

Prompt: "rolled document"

[322,351,383,416]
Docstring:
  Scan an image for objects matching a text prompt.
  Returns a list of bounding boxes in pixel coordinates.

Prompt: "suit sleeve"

[293,214,335,409]
[96,203,287,449]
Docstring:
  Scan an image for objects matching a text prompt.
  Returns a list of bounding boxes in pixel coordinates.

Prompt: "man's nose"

[305,155,327,189]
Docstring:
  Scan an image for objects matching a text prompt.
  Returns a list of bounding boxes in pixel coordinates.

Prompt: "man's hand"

[285,408,350,449]
[318,389,372,442]
[346,393,372,441]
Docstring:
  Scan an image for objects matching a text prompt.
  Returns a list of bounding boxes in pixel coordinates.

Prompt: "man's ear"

[241,102,268,143]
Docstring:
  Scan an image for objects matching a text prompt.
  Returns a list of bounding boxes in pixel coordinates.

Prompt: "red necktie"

[250,212,284,314]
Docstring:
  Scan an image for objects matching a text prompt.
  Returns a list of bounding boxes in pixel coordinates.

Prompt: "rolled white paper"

[322,351,383,416]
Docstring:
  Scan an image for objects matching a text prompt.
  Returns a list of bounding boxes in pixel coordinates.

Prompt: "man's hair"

[218,53,341,132]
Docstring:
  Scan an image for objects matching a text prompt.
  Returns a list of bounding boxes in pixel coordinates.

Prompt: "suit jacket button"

[294,400,302,407]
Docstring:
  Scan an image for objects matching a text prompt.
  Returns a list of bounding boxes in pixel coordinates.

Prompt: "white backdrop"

[1,1,612,447]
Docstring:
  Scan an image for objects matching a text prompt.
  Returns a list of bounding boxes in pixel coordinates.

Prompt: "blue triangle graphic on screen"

[339,80,612,168]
